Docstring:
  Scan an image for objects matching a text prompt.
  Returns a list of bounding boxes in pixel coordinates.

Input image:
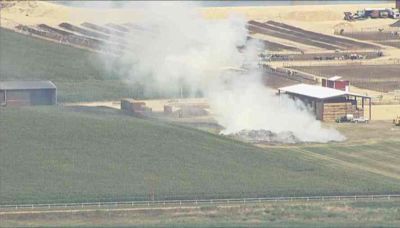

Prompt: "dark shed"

[0,81,57,107]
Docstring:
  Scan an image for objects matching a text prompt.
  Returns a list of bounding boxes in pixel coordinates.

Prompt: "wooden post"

[321,100,324,121]
[369,98,372,121]
[361,97,364,110]
[362,97,365,118]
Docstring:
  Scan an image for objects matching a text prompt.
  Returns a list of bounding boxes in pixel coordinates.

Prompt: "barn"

[278,84,371,122]
[0,81,57,107]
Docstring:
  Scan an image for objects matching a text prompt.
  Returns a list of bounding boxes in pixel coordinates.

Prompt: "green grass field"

[0,28,175,102]
[1,106,400,205]
[2,200,400,227]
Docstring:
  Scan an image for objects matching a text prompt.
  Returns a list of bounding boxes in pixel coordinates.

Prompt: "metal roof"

[278,84,370,99]
[328,76,342,81]
[0,81,56,90]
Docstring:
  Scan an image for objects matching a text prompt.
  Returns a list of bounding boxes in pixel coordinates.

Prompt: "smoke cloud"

[101,1,345,143]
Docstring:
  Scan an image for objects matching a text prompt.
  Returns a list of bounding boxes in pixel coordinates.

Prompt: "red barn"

[321,76,350,91]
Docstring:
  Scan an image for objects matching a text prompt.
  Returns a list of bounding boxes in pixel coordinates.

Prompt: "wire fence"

[281,58,400,68]
[1,194,399,211]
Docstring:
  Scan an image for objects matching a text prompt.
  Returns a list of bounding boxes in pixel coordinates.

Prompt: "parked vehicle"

[352,117,369,124]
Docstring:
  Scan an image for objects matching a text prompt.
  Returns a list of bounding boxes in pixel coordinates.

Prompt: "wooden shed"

[278,84,371,122]
[0,81,57,107]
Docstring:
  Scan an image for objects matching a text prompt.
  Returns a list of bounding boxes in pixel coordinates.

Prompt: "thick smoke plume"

[101,1,345,143]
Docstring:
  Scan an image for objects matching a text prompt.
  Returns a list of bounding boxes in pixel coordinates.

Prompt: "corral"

[0,81,57,106]
[261,51,382,62]
[291,64,400,93]
[248,20,380,50]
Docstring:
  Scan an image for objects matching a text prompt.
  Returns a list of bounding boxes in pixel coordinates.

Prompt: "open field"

[1,199,400,227]
[291,64,400,93]
[1,106,400,205]
[0,27,140,102]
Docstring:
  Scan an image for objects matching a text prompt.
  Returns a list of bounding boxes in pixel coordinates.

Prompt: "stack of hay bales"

[121,99,152,118]
[323,102,361,122]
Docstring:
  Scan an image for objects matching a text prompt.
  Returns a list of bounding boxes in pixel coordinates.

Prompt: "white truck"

[351,117,369,124]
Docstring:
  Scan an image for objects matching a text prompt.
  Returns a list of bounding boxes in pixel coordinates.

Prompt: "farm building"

[0,81,57,107]
[321,76,350,91]
[278,84,371,122]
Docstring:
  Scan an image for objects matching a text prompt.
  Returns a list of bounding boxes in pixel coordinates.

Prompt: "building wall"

[0,90,5,105]
[4,89,56,106]
[6,90,31,106]
[30,89,56,105]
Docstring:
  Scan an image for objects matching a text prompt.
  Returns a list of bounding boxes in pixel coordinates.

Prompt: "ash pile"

[230,129,300,144]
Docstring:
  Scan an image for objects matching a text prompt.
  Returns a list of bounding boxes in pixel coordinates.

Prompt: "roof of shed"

[0,81,56,90]
[278,84,370,99]
[328,76,342,81]
[390,20,400,27]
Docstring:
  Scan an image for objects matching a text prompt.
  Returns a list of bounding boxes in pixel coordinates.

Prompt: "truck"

[351,117,369,124]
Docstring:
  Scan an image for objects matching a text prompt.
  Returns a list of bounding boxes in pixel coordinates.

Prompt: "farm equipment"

[336,114,369,124]
[394,116,400,126]
[336,114,354,123]
[344,8,399,21]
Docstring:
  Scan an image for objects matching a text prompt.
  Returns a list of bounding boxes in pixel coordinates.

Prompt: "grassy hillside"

[1,106,400,204]
[2,200,400,227]
[0,28,166,102]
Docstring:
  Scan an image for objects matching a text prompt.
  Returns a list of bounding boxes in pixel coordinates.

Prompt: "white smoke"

[102,1,345,143]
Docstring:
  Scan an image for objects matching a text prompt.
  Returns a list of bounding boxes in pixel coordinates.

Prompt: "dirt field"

[292,64,400,93]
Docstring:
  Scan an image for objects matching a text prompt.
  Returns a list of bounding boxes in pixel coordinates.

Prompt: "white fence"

[1,194,399,211]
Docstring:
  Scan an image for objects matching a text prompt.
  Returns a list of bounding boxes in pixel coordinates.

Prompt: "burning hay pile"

[229,129,300,144]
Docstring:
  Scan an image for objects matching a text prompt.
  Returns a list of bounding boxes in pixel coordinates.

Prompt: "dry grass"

[1,200,400,227]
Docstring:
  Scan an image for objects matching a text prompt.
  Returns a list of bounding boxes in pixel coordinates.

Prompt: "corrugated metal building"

[0,81,57,107]
[278,84,371,122]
